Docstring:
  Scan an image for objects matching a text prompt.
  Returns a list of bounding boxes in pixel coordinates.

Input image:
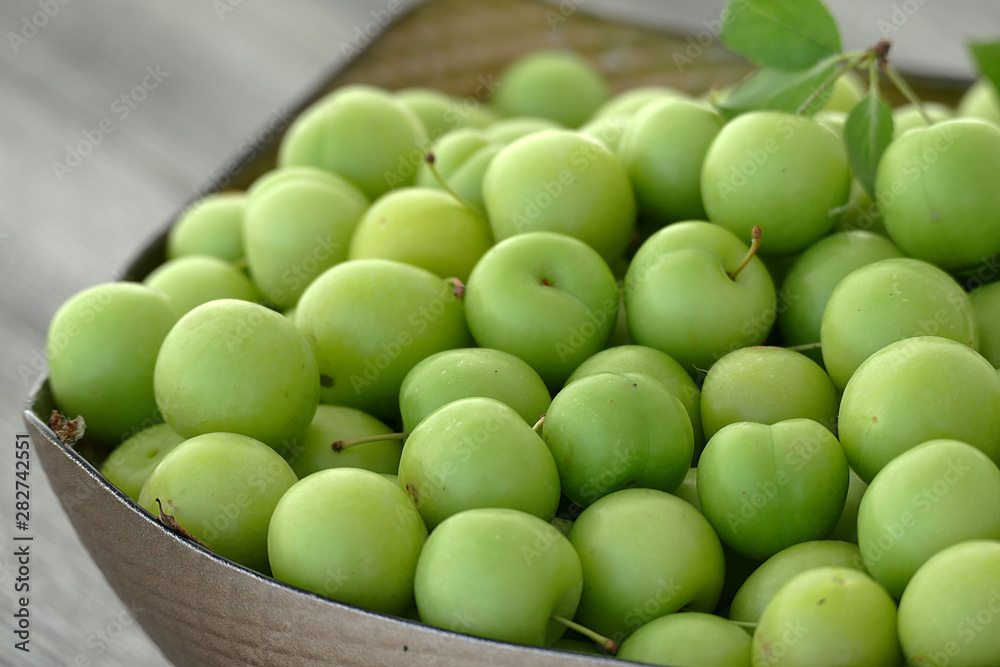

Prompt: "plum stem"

[331,433,408,452]
[532,414,546,433]
[550,615,618,654]
[727,226,762,281]
[424,152,480,214]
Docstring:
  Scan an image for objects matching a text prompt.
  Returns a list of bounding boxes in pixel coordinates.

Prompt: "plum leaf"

[721,0,843,71]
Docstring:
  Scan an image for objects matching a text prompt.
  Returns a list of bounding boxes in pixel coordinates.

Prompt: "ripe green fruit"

[617,612,751,667]
[485,117,562,144]
[295,259,471,418]
[820,72,864,113]
[493,51,609,128]
[414,128,502,213]
[625,221,776,372]
[482,130,635,263]
[542,372,694,506]
[166,192,245,263]
[100,422,185,502]
[143,255,262,313]
[958,79,1000,125]
[897,540,1000,666]
[876,119,1000,271]
[697,419,849,560]
[827,469,867,544]
[464,232,619,388]
[414,508,582,646]
[591,86,686,120]
[281,405,400,478]
[820,257,978,391]
[970,281,1000,368]
[619,98,725,223]
[569,488,726,642]
[838,336,1000,482]
[348,187,493,282]
[154,299,319,449]
[566,344,705,456]
[278,86,428,199]
[729,541,865,624]
[778,230,904,360]
[395,88,493,139]
[47,282,180,443]
[858,439,1000,599]
[751,567,904,667]
[892,102,953,138]
[397,398,560,529]
[398,347,551,433]
[243,167,368,309]
[577,115,629,155]
[139,432,298,572]
[700,347,838,440]
[268,467,426,614]
[701,111,850,256]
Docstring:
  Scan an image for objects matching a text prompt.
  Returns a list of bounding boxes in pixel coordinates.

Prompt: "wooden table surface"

[0,1,995,665]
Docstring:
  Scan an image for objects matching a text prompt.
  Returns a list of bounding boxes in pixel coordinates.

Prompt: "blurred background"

[1,0,998,664]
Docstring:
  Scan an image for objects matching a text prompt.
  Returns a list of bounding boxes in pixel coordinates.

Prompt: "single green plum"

[858,439,1000,599]
[838,336,1000,482]
[166,192,245,263]
[957,79,1000,125]
[578,114,630,155]
[892,102,954,138]
[268,467,426,614]
[700,347,838,440]
[819,72,864,113]
[144,255,262,313]
[295,259,471,419]
[492,51,609,128]
[397,397,560,529]
[697,419,849,560]
[396,88,492,139]
[414,128,503,213]
[280,405,400,478]
[398,347,551,432]
[618,612,751,667]
[100,422,185,501]
[154,299,319,449]
[820,257,978,391]
[47,282,180,443]
[591,86,686,120]
[139,432,298,573]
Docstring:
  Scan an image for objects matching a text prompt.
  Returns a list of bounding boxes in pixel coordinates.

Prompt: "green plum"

[484,117,562,144]
[243,167,368,309]
[139,432,298,573]
[577,114,629,155]
[751,567,904,666]
[166,191,245,263]
[566,344,705,456]
[892,102,953,138]
[957,79,1000,125]
[280,405,400,478]
[778,231,904,362]
[827,469,867,543]
[569,488,726,642]
[143,255,262,313]
[154,299,319,449]
[838,336,1000,482]
[482,130,635,263]
[395,88,492,139]
[858,439,1000,599]
[100,422,185,501]
[591,86,686,121]
[700,347,838,440]
[729,541,865,624]
[398,347,551,432]
[268,467,426,614]
[619,98,725,223]
[618,612,750,667]
[347,187,493,282]
[414,508,582,646]
[701,111,851,256]
[876,119,1000,271]
[414,128,502,213]
[47,282,180,443]
[541,372,694,506]
[397,397,560,529]
[697,419,849,560]
[672,467,701,511]
[278,86,428,199]
[819,72,864,113]
[464,232,619,388]
[969,281,1000,368]
[897,540,1000,666]
[625,221,776,372]
[820,257,978,391]
[295,259,471,418]
[492,51,609,128]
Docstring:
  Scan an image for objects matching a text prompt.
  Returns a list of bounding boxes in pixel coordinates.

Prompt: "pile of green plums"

[45,47,1000,666]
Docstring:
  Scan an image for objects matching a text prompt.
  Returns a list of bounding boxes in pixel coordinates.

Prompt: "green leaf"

[714,55,841,118]
[970,39,1000,96]
[721,0,843,70]
[844,92,894,198]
